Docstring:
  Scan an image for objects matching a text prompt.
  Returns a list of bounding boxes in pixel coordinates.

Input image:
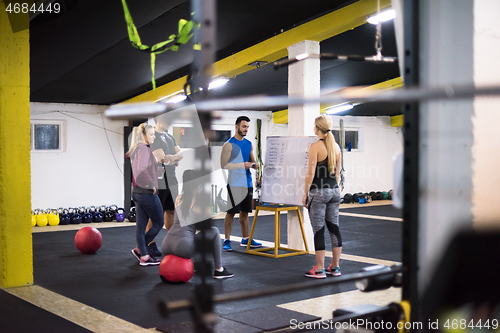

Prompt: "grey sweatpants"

[161,220,222,269]
[308,187,342,248]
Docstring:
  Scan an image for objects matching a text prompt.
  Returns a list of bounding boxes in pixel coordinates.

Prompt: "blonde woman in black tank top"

[302,114,343,279]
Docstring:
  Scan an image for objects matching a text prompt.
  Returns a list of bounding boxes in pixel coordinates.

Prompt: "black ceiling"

[29,0,401,116]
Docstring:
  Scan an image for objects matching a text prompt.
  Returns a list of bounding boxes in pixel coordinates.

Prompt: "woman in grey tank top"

[302,114,343,279]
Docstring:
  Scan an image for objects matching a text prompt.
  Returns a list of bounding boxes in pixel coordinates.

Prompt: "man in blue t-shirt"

[220,116,262,252]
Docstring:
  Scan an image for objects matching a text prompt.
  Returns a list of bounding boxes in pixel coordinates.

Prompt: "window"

[332,129,359,151]
[172,126,232,148]
[31,120,65,152]
[209,130,232,146]
[172,125,209,149]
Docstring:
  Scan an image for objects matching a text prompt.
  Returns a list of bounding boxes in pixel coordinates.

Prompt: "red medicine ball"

[75,227,102,254]
[159,255,194,283]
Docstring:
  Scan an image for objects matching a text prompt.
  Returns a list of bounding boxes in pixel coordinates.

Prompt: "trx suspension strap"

[121,0,195,90]
[339,119,345,190]
[255,119,263,200]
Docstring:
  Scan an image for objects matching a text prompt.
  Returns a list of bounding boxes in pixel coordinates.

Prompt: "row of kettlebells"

[31,205,137,227]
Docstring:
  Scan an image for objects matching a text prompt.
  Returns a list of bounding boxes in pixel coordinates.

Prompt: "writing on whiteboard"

[261,136,317,205]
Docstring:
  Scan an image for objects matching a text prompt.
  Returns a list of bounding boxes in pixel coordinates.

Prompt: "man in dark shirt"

[146,114,183,256]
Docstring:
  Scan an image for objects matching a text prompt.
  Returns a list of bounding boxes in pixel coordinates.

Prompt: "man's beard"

[238,128,246,137]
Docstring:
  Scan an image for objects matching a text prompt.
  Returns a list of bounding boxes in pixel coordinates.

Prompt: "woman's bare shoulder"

[309,140,322,149]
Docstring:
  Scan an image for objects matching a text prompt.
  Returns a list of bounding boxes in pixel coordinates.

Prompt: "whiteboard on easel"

[260,136,318,206]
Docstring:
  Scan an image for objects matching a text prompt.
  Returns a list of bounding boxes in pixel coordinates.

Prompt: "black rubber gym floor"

[5,204,401,332]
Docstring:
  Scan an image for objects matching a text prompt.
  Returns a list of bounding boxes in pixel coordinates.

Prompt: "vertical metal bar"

[123,126,132,214]
[402,0,420,326]
[214,184,218,213]
[211,184,214,213]
[190,0,216,96]
[189,1,216,332]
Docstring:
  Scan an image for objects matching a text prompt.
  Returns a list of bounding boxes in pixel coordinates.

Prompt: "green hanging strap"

[120,0,195,90]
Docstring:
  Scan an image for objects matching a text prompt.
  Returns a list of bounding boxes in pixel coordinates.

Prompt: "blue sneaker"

[223,239,232,252]
[240,238,262,248]
[326,264,341,276]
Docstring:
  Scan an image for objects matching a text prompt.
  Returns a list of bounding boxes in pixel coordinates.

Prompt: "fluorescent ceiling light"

[367,9,396,25]
[296,53,309,61]
[208,77,229,90]
[326,103,354,114]
[164,94,187,104]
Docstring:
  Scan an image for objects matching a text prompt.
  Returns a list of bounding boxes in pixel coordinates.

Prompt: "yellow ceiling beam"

[121,0,391,105]
[390,114,404,127]
[319,76,403,112]
[272,109,289,124]
[275,77,403,124]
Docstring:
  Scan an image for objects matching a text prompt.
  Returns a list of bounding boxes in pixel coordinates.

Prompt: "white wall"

[31,105,398,212]
[30,103,127,210]
[329,115,403,195]
[168,110,400,204]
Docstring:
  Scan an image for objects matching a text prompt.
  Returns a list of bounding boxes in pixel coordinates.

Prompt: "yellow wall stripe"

[121,0,391,104]
[0,0,33,288]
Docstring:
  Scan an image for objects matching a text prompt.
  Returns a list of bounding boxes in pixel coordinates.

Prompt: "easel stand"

[246,205,309,258]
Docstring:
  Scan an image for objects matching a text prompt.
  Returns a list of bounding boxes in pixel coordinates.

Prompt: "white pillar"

[287,40,320,251]
[418,0,474,293]
[472,0,500,226]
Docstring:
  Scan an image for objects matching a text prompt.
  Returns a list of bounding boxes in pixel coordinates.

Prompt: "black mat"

[0,289,92,333]
[157,316,262,333]
[220,305,321,331]
[33,226,372,329]
[339,204,402,218]
[213,212,401,262]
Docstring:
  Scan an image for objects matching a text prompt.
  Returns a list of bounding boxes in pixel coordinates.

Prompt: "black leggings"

[314,222,342,251]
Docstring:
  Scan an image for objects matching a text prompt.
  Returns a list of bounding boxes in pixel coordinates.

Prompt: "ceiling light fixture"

[325,103,354,114]
[248,61,267,68]
[208,77,229,90]
[164,94,187,104]
[367,9,396,25]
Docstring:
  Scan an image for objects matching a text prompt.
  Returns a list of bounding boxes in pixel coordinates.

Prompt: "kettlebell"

[47,209,60,226]
[83,208,93,223]
[127,207,136,222]
[71,212,82,224]
[59,208,71,225]
[68,207,77,220]
[36,209,48,227]
[108,205,118,214]
[93,211,104,223]
[31,210,37,227]
[115,208,125,222]
[104,210,114,222]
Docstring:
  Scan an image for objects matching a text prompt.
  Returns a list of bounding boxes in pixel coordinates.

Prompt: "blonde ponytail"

[127,123,151,155]
[324,131,336,174]
[314,114,337,174]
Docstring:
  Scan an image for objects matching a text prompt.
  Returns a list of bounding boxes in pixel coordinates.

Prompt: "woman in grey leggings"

[302,114,342,279]
[161,170,234,279]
